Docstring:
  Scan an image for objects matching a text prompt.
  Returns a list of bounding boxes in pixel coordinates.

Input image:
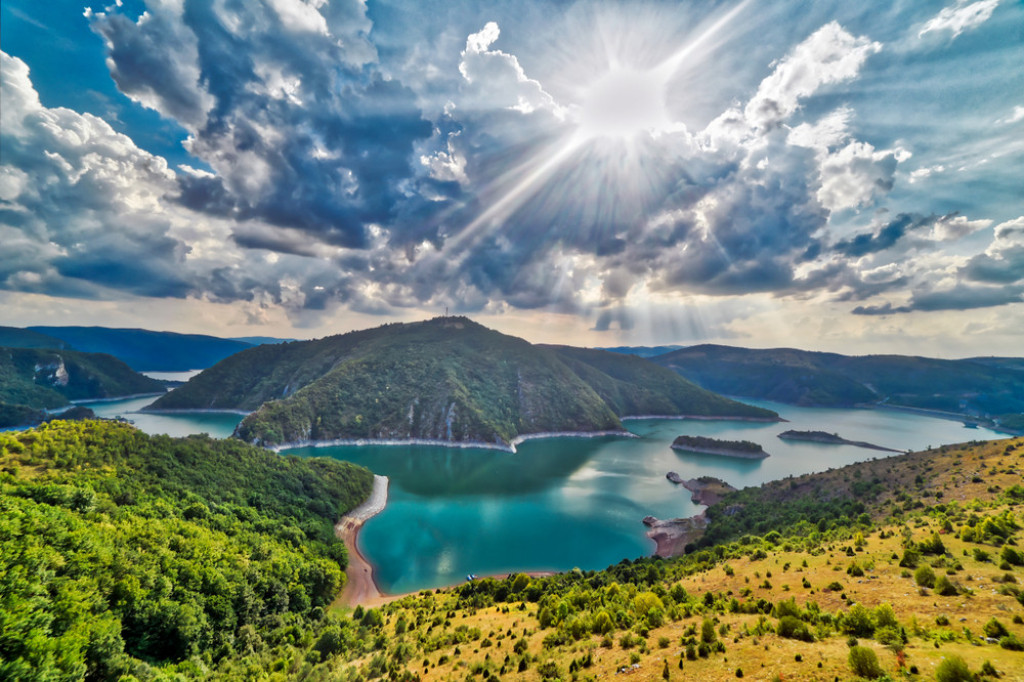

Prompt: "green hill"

[26,326,255,372]
[0,420,373,680]
[653,344,1024,419]
[150,318,776,447]
[0,326,70,349]
[0,346,164,416]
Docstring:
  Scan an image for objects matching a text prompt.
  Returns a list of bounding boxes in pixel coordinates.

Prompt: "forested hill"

[26,326,254,371]
[0,420,373,680]
[150,317,776,447]
[0,346,165,426]
[652,344,1024,418]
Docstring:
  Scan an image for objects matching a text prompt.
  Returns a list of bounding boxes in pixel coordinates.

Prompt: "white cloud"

[919,0,1001,39]
[458,22,566,120]
[743,22,881,131]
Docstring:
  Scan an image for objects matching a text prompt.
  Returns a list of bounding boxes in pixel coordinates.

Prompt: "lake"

[81,396,1005,594]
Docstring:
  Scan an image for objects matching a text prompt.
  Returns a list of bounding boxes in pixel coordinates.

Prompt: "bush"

[983,618,1008,639]
[935,575,959,596]
[848,646,883,679]
[777,616,814,642]
[1000,635,1024,651]
[914,564,936,588]
[935,655,973,682]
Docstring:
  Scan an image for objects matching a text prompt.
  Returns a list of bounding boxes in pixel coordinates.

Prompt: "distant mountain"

[652,344,1024,417]
[150,317,776,447]
[0,326,70,349]
[230,336,296,345]
[0,346,164,426]
[27,326,254,371]
[597,345,684,358]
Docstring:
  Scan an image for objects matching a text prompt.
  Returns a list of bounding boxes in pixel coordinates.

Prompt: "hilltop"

[150,318,776,447]
[652,344,1024,429]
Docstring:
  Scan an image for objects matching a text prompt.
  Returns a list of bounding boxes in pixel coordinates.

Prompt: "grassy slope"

[0,346,165,410]
[654,344,1024,416]
[154,318,773,447]
[0,420,374,680]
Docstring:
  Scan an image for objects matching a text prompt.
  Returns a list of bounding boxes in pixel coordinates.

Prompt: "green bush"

[777,616,814,642]
[847,646,883,679]
[935,655,973,682]
[914,564,936,588]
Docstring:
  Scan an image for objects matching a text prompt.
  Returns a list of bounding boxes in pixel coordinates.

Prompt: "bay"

[282,400,1005,594]
[74,395,1006,594]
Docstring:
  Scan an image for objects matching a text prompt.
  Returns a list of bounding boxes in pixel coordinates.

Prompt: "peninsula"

[670,434,769,459]
[644,476,738,557]
[778,429,904,453]
[148,317,777,447]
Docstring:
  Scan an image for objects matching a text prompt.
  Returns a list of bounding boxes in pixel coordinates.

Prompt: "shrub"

[935,655,973,682]
[848,646,883,679]
[777,616,814,642]
[914,564,936,588]
[935,575,959,596]
[983,618,1008,639]
[1000,635,1024,651]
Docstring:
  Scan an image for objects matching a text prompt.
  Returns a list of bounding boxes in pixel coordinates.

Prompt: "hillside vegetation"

[151,318,775,447]
[26,325,255,372]
[0,326,70,349]
[0,346,164,426]
[653,345,1024,425]
[0,420,373,680]
[3,421,1023,680]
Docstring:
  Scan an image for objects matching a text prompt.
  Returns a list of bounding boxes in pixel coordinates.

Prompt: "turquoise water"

[73,395,1006,593]
[81,395,242,439]
[282,401,1005,594]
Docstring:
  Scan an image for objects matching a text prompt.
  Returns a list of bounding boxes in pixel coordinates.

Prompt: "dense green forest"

[670,436,766,456]
[652,344,1024,423]
[0,347,165,427]
[0,420,373,680]
[150,318,775,447]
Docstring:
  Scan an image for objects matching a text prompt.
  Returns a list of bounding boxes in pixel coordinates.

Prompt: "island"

[777,430,903,453]
[666,473,737,506]
[670,435,769,459]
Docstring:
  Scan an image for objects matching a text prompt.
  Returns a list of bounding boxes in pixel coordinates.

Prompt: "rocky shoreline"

[644,474,738,558]
[622,414,784,423]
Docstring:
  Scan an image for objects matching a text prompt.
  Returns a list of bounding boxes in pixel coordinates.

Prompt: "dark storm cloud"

[853,285,1023,315]
[833,213,932,257]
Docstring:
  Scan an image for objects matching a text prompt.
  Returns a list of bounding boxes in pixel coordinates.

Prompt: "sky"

[1,0,1022,356]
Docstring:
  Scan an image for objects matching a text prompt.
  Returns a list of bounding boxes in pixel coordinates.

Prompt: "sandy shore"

[336,475,390,607]
[71,392,166,404]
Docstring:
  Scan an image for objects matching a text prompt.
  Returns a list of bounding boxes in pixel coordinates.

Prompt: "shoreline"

[273,429,634,454]
[72,391,166,405]
[622,414,785,423]
[139,407,253,416]
[336,475,390,607]
[671,444,769,459]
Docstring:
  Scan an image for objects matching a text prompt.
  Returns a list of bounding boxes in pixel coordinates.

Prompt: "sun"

[577,66,673,140]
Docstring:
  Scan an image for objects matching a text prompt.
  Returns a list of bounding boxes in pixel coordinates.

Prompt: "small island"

[777,430,903,453]
[671,435,769,459]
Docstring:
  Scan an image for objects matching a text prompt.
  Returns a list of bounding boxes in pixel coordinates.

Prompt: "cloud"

[919,0,1001,40]
[741,22,881,132]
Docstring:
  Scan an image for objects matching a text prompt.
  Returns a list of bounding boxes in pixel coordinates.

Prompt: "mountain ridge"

[150,318,777,447]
